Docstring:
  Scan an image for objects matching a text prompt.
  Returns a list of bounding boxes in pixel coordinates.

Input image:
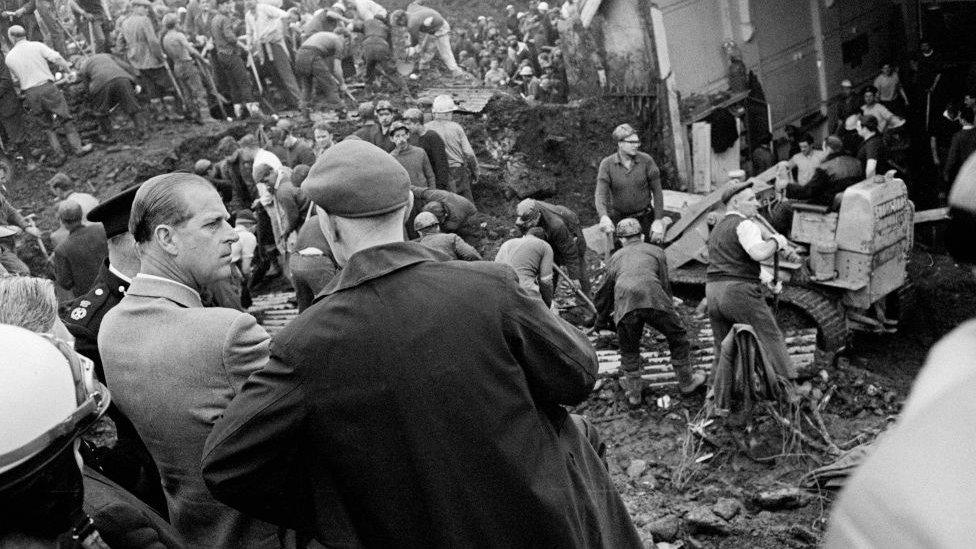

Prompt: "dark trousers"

[617,307,690,373]
[91,77,140,115]
[259,42,302,108]
[138,67,172,100]
[705,280,796,379]
[0,245,29,275]
[448,165,473,201]
[295,47,339,105]
[215,51,254,104]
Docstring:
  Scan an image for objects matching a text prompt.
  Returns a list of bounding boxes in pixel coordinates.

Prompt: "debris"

[627,459,648,479]
[752,488,813,511]
[646,517,680,542]
[788,524,818,545]
[684,507,732,536]
[711,498,741,521]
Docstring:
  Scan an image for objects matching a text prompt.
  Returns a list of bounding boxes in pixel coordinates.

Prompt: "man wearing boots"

[76,52,149,140]
[294,29,348,116]
[161,13,213,123]
[211,0,261,119]
[4,25,92,162]
[594,218,704,405]
[115,0,176,121]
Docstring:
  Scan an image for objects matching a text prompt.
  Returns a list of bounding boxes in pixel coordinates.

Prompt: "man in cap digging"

[203,140,642,548]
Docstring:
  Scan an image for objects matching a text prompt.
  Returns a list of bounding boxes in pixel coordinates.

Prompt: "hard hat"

[0,325,110,485]
[331,1,344,11]
[374,100,395,113]
[515,198,540,226]
[537,2,549,11]
[193,159,213,175]
[357,101,376,119]
[615,217,642,237]
[431,95,458,114]
[413,211,440,231]
[519,65,534,76]
[275,117,295,132]
[389,120,409,136]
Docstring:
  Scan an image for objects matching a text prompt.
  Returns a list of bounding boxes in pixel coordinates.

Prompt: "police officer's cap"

[87,184,140,238]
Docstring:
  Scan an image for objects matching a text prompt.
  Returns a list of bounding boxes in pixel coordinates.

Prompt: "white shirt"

[348,0,386,20]
[5,39,64,91]
[788,149,827,186]
[135,273,201,299]
[231,226,257,263]
[246,2,288,45]
[726,211,764,251]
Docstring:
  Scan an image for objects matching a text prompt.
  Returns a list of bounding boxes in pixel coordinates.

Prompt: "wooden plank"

[913,207,949,224]
[691,122,712,194]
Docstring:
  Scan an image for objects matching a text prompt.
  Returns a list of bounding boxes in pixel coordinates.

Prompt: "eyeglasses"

[619,139,640,144]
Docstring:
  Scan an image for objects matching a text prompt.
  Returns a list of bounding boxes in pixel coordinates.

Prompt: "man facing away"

[53,200,108,298]
[98,173,281,548]
[202,140,642,548]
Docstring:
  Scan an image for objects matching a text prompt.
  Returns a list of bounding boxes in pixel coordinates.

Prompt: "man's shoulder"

[62,279,116,336]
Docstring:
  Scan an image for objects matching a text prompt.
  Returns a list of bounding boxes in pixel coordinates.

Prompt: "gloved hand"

[599,215,614,234]
[650,219,665,242]
[772,233,790,250]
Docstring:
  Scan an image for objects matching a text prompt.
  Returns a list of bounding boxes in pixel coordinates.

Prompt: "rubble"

[683,506,732,536]
[626,459,648,479]
[752,488,814,511]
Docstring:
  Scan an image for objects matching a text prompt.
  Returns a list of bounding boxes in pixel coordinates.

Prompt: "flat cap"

[303,140,410,218]
[720,179,752,204]
[87,184,140,238]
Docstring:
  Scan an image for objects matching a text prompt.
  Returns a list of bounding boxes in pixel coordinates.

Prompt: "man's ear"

[154,224,180,256]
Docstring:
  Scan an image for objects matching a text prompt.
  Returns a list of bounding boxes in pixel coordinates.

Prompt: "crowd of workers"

[0,0,570,168]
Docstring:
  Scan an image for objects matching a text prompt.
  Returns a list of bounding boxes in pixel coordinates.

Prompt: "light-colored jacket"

[98,274,280,549]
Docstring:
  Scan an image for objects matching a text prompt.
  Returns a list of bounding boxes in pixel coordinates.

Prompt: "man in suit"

[202,141,642,548]
[98,173,281,548]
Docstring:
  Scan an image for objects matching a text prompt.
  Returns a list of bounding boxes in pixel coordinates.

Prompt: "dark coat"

[202,242,641,549]
[84,467,186,549]
[786,152,863,207]
[535,200,583,279]
[54,223,108,297]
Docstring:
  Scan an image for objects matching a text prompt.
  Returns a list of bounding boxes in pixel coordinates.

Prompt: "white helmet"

[0,325,110,485]
[537,1,549,11]
[431,94,458,114]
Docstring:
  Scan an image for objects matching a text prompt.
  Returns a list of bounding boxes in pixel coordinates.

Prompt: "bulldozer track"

[776,285,849,353]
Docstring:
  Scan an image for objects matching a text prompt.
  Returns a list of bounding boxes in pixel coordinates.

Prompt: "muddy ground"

[8,81,975,547]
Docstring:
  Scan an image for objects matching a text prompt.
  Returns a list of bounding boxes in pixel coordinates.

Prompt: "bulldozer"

[655,169,915,359]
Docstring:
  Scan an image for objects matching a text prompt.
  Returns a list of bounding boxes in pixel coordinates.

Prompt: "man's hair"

[57,200,83,225]
[863,85,879,95]
[858,114,879,133]
[129,173,212,243]
[798,133,814,146]
[0,276,58,333]
[402,108,423,122]
[314,120,333,133]
[961,107,976,125]
[824,135,844,152]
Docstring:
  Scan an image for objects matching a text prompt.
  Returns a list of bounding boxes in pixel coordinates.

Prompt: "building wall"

[659,0,897,130]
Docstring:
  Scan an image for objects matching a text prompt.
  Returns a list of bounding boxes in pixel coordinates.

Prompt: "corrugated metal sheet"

[418,87,500,114]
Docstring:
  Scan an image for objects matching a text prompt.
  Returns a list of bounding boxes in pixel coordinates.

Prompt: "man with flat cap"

[202,140,642,548]
[98,173,281,548]
[515,197,589,294]
[60,184,167,516]
[706,179,796,380]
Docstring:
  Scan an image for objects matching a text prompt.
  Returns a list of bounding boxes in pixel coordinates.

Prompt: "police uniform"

[60,184,169,518]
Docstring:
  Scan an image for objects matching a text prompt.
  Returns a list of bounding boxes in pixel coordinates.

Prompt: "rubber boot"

[673,358,706,394]
[64,122,93,156]
[45,130,66,164]
[619,352,645,406]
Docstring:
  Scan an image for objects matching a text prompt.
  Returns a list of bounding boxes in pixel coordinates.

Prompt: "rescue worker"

[60,184,168,517]
[161,12,213,123]
[413,185,480,244]
[358,99,396,151]
[211,0,262,118]
[494,226,555,306]
[413,210,481,260]
[115,0,177,120]
[705,180,797,381]
[403,107,451,189]
[426,94,479,200]
[0,188,41,274]
[276,118,317,167]
[515,198,589,294]
[777,136,862,208]
[391,2,464,76]
[5,25,93,162]
[595,218,704,405]
[201,139,643,548]
[75,52,148,140]
[390,120,436,188]
[355,14,409,94]
[295,29,349,116]
[245,0,303,111]
[595,123,665,242]
[0,324,183,548]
